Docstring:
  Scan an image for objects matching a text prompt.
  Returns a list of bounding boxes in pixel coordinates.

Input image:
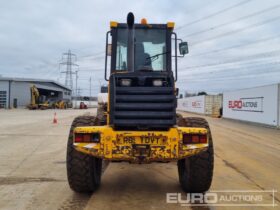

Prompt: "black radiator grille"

[110,84,177,130]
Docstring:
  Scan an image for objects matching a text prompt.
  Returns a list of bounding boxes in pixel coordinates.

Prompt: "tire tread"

[67,116,102,193]
[177,117,214,193]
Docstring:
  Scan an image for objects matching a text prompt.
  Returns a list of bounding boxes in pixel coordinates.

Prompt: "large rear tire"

[66,116,102,193]
[177,117,214,193]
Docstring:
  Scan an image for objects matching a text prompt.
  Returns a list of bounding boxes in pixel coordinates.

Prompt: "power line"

[71,46,97,52]
[189,15,280,46]
[178,62,280,84]
[79,51,105,59]
[180,50,280,70]
[177,0,253,30]
[179,61,280,79]
[79,68,103,71]
[178,71,280,86]
[79,56,104,61]
[184,4,280,38]
[178,70,280,83]
[179,60,280,78]
[189,34,280,57]
[81,51,104,57]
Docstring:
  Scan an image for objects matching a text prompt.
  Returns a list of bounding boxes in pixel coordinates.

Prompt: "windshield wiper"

[146,51,170,63]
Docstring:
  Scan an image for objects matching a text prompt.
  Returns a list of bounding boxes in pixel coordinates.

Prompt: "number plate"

[116,134,168,145]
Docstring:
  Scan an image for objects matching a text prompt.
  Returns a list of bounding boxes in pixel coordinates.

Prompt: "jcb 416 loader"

[67,13,214,193]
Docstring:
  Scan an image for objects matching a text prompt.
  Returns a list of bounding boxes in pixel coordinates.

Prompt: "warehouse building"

[0,77,71,109]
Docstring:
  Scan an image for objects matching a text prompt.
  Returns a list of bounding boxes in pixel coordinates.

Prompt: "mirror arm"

[177,38,183,42]
[172,32,178,81]
[172,54,185,58]
[104,30,111,81]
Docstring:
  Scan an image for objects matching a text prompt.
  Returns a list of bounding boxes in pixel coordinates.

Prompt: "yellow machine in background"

[54,100,67,109]
[27,85,49,110]
[29,85,39,109]
[27,85,68,110]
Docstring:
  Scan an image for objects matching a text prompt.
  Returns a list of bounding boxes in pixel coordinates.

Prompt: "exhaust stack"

[127,12,135,72]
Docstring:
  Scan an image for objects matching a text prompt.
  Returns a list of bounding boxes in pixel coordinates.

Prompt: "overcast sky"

[0,0,280,96]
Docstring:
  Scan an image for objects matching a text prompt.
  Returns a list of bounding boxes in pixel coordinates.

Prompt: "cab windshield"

[116,28,167,71]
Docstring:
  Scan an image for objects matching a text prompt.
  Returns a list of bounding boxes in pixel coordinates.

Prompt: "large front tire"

[177,117,214,193]
[66,116,102,193]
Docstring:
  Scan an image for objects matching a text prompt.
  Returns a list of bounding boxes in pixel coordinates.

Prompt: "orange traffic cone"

[53,112,58,124]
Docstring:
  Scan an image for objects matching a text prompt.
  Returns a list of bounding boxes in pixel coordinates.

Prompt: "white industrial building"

[0,77,71,109]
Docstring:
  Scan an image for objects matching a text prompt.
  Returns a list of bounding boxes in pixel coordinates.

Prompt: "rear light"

[74,133,100,143]
[75,133,84,142]
[199,135,207,143]
[192,135,200,143]
[83,134,91,142]
[182,134,207,144]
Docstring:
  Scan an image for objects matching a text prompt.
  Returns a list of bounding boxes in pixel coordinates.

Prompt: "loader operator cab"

[105,14,188,77]
[104,13,188,130]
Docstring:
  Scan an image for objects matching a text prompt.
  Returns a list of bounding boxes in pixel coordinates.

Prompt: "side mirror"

[179,42,189,55]
[107,44,112,56]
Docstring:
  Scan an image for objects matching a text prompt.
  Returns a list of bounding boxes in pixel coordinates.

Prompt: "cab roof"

[110,22,175,30]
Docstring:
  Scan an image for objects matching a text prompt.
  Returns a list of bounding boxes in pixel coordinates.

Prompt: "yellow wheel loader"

[67,13,214,193]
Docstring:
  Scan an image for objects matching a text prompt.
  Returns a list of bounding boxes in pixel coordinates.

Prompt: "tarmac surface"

[0,108,279,210]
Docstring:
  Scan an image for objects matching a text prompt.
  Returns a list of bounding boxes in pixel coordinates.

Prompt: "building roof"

[0,77,71,91]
